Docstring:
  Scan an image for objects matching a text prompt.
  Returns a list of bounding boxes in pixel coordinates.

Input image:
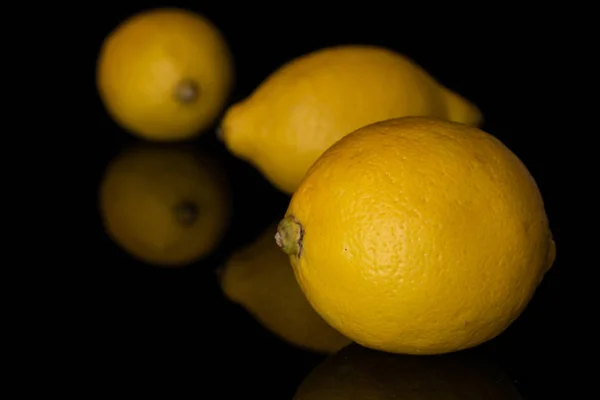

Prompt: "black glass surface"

[88,3,570,398]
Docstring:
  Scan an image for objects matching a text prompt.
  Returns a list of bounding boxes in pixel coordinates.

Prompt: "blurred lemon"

[219,225,351,354]
[99,143,230,266]
[277,116,555,354]
[97,8,234,141]
[220,44,482,194]
[294,343,524,399]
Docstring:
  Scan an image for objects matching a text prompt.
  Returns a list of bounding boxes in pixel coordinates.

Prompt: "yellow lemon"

[220,44,482,194]
[219,225,351,354]
[276,116,555,355]
[99,143,230,266]
[294,343,524,399]
[97,8,234,141]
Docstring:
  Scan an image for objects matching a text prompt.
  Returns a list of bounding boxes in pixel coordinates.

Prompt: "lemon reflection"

[293,343,523,399]
[99,142,231,267]
[219,224,351,354]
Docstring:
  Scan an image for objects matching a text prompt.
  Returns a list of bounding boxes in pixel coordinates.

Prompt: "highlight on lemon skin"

[96,7,234,142]
[98,142,231,267]
[293,343,525,399]
[218,224,351,354]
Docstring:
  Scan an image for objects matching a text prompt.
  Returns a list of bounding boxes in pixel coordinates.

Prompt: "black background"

[86,3,570,398]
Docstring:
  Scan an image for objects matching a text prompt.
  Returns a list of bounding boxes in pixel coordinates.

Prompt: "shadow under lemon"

[293,343,524,399]
[98,142,231,267]
[218,224,351,354]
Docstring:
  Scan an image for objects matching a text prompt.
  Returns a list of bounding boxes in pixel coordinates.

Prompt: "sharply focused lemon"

[220,44,482,194]
[97,8,234,141]
[294,343,524,399]
[276,116,556,355]
[99,143,230,266]
[219,225,351,354]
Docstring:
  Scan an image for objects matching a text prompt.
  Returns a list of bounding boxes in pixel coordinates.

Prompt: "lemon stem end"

[175,79,199,104]
[275,215,303,257]
[174,200,199,226]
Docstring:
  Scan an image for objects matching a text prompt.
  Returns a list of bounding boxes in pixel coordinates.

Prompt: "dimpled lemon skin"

[97,8,234,141]
[219,225,351,354]
[280,116,556,355]
[221,44,482,194]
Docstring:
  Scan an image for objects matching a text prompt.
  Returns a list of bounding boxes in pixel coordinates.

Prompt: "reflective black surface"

[87,3,570,398]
